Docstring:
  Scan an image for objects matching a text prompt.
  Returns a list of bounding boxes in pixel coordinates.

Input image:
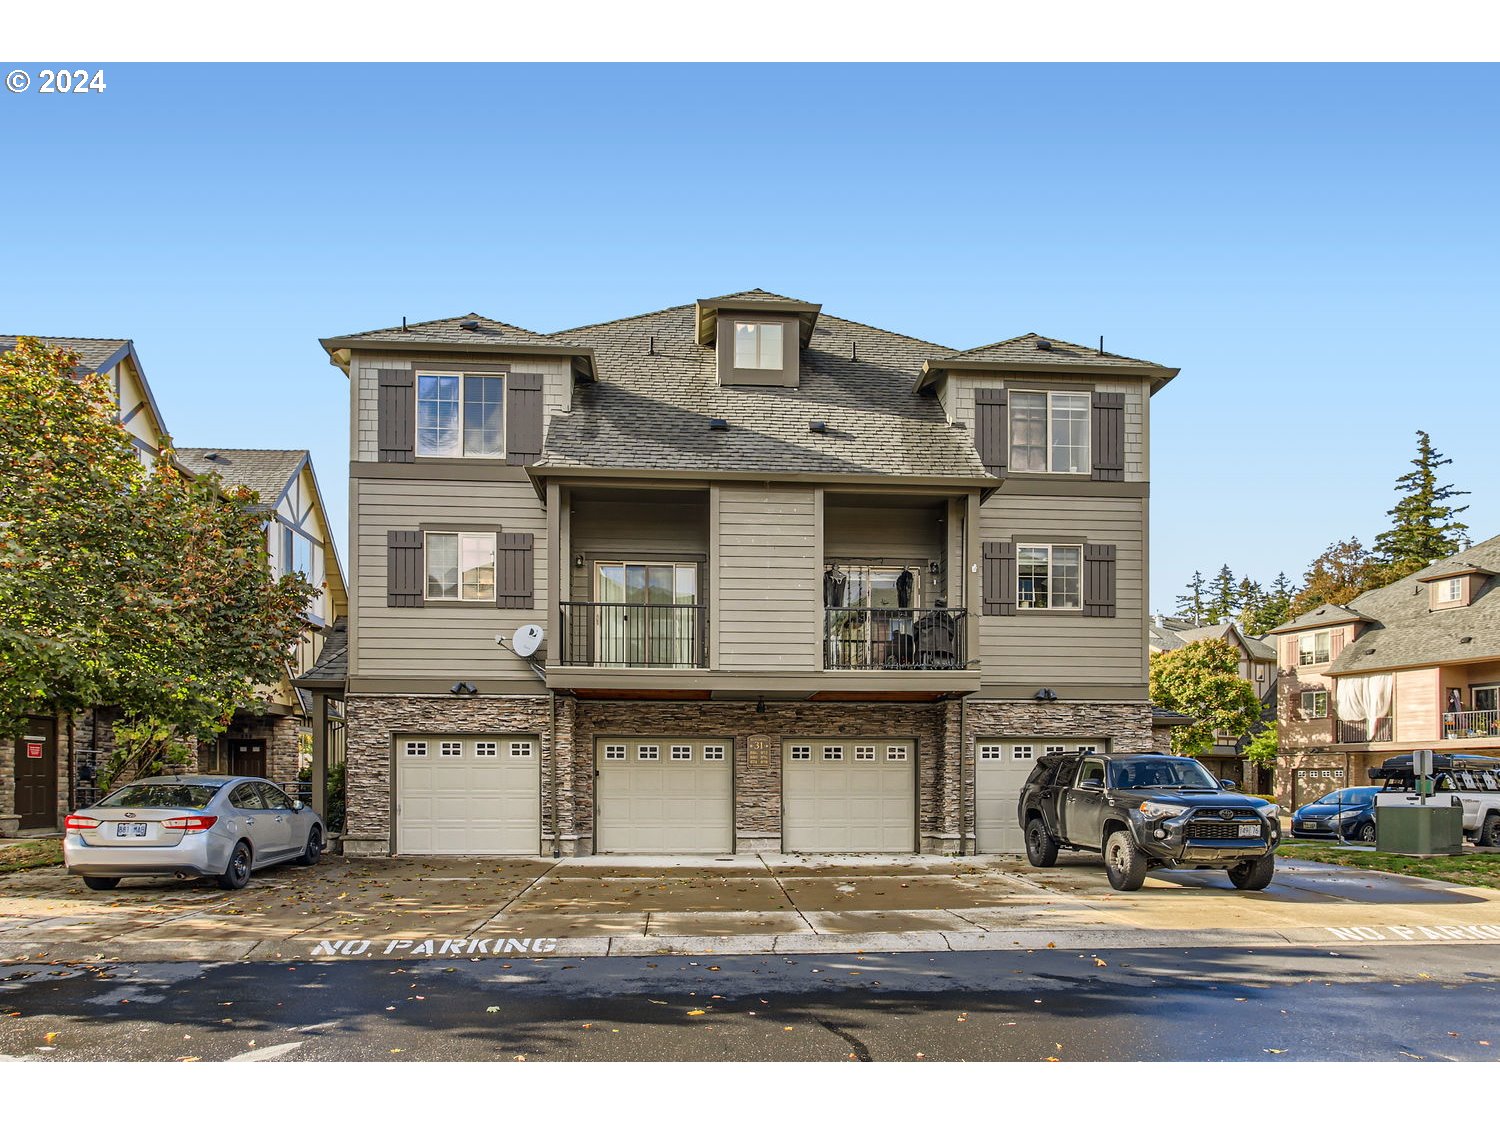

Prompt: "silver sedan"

[63,775,325,891]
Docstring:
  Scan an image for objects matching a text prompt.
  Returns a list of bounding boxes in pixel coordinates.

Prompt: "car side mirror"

[291,799,305,811]
[1080,778,1104,790]
[1219,778,1238,790]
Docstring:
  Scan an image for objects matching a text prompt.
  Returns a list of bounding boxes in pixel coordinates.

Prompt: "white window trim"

[424,530,497,603]
[1008,389,1092,475]
[1302,690,1329,719]
[1016,543,1084,611]
[415,370,506,460]
[732,321,784,371]
[1438,577,1464,603]
[1297,630,1332,666]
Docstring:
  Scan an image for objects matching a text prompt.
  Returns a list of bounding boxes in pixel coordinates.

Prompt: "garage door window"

[855,745,876,761]
[823,746,844,761]
[887,746,907,761]
[703,745,725,760]
[639,745,660,760]
[980,745,1002,760]
[440,741,462,757]
[405,741,428,757]
[475,742,498,756]
[604,744,626,760]
[510,742,534,758]
[1013,745,1034,760]
[790,745,811,760]
[671,745,693,760]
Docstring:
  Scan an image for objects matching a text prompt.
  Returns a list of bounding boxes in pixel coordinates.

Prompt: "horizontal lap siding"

[717,486,818,670]
[354,478,547,676]
[978,495,1145,686]
[569,498,710,601]
[824,504,944,604]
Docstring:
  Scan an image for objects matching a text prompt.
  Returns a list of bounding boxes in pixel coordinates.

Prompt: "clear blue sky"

[3,64,1495,612]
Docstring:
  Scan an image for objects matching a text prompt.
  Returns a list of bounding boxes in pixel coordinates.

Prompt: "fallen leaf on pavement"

[687,1009,707,1016]
[176,1056,200,1063]
[43,1032,58,1043]
[1263,1049,1286,1055]
[1093,957,1107,967]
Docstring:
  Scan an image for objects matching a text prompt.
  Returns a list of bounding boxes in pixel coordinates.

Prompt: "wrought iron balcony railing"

[558,601,707,668]
[824,607,968,671]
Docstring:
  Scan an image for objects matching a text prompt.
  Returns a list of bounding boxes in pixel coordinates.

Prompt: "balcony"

[558,601,707,669]
[1337,716,1393,744]
[1445,709,1500,740]
[824,607,968,671]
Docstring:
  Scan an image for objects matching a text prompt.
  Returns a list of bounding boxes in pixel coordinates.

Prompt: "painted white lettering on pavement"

[309,935,561,957]
[1327,923,1500,941]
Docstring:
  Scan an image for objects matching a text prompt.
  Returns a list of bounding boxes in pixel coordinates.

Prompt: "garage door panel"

[783,739,915,853]
[397,736,540,856]
[597,739,732,854]
[977,741,1099,853]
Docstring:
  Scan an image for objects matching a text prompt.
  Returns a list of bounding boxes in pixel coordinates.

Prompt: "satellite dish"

[512,624,545,658]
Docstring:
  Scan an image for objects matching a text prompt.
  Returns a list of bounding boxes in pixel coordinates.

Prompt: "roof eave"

[528,463,995,491]
[916,358,1179,395]
[695,298,822,347]
[318,337,597,381]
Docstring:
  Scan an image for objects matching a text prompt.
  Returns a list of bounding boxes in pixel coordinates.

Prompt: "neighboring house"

[173,449,348,790]
[0,335,345,834]
[309,289,1177,857]
[1271,533,1500,811]
[1147,616,1277,788]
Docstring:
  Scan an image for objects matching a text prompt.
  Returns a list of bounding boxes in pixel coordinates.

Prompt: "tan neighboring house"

[307,289,1178,857]
[1147,617,1277,788]
[1271,533,1500,811]
[0,335,345,834]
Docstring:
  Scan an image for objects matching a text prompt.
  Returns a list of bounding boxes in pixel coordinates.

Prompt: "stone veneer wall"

[212,713,304,789]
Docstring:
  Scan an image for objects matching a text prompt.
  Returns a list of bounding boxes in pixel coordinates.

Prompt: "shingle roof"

[1148,623,1186,651]
[942,333,1167,370]
[321,313,555,347]
[295,618,348,688]
[1268,603,1375,635]
[537,301,984,479]
[1325,534,1500,676]
[1151,620,1278,662]
[176,448,306,505]
[0,335,131,372]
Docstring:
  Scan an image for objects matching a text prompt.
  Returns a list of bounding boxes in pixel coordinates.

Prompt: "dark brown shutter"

[386,530,424,607]
[1091,391,1125,481]
[1083,543,1117,618]
[496,532,535,609]
[377,369,415,463]
[974,389,1007,477]
[981,540,1016,616]
[505,371,545,466]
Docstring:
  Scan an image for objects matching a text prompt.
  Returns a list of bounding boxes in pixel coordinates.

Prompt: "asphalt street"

[2,943,1498,1061]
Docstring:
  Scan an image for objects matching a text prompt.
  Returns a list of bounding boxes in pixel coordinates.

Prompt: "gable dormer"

[1419,565,1493,611]
[695,292,820,388]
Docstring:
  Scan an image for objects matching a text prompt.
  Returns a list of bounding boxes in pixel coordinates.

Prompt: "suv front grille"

[1187,821,1260,841]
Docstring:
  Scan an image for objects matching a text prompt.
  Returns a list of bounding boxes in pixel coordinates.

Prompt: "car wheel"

[1103,830,1147,891]
[295,826,323,867]
[82,876,120,891]
[1355,821,1377,844]
[1228,854,1275,891]
[1024,817,1059,868]
[217,841,252,890]
[1480,814,1500,849]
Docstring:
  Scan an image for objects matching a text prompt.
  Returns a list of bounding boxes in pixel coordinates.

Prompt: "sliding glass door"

[594,562,698,667]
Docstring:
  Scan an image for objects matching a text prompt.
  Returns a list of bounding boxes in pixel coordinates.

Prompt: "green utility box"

[1375,800,1464,856]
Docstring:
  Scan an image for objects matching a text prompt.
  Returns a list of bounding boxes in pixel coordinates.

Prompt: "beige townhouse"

[1271,533,1500,810]
[306,290,1176,857]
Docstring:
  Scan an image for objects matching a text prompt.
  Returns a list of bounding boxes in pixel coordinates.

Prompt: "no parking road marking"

[1327,923,1500,942]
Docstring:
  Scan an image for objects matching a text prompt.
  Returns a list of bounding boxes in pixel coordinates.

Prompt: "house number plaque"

[746,735,774,768]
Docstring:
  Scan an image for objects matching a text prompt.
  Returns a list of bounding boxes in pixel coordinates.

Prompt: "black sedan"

[1290,786,1381,843]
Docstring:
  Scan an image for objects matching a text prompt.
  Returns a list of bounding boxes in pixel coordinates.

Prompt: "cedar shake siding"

[323,293,1176,855]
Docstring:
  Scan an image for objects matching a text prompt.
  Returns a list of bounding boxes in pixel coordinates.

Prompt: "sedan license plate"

[1238,823,1261,838]
[115,822,148,837]
[1298,821,1317,831]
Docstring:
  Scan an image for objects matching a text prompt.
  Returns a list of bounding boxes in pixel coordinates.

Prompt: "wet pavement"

[2,944,1497,1061]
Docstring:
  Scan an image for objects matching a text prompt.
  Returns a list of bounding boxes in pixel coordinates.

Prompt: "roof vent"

[459,320,480,332]
[809,420,827,434]
[1363,648,1377,655]
[709,418,729,432]
[204,451,224,462]
[1460,636,1474,644]
[1035,338,1053,351]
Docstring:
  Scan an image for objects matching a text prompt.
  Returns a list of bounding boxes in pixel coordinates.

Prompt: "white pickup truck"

[1369,753,1500,847]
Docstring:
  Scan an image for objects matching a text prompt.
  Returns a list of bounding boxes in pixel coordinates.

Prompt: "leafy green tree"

[1205,564,1238,624]
[1288,538,1386,619]
[1175,570,1207,625]
[1148,638,1265,756]
[0,336,314,775]
[1244,721,1279,769]
[1374,430,1470,580]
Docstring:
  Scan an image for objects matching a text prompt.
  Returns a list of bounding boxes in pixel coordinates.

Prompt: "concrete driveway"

[4,851,1500,962]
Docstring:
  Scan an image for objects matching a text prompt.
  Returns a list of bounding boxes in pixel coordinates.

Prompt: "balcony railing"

[824,607,968,671]
[1444,709,1500,740]
[558,601,707,668]
[1337,716,1393,744]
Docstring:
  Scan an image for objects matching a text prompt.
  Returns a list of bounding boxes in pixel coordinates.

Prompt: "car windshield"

[96,783,222,810]
[1320,788,1376,806]
[1108,758,1219,790]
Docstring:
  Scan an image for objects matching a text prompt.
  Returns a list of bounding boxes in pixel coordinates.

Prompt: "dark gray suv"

[1016,750,1281,891]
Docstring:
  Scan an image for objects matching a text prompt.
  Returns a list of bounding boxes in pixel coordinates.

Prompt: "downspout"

[959,697,969,854]
[550,689,561,859]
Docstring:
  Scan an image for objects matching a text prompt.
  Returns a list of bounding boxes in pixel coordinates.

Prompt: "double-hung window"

[1302,690,1329,719]
[416,372,505,458]
[1017,544,1082,610]
[733,322,783,370]
[1297,630,1331,666]
[1008,390,1090,474]
[425,531,496,602]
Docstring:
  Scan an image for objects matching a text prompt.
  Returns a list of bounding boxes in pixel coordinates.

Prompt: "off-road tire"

[1103,829,1148,891]
[82,876,120,891]
[1479,814,1500,849]
[295,826,323,867]
[1228,853,1276,891]
[1024,817,1060,868]
[217,841,252,890]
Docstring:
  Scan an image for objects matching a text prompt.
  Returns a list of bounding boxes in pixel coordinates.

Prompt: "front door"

[228,740,267,778]
[15,716,58,830]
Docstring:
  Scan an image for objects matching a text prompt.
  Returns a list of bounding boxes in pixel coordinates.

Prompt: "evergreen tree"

[1205,564,1237,624]
[1253,572,1297,632]
[1235,577,1267,633]
[1175,570,1207,625]
[1374,430,1470,579]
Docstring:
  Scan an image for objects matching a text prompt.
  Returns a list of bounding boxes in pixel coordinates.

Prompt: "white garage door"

[396,735,539,855]
[783,739,915,853]
[976,740,1101,852]
[596,738,733,854]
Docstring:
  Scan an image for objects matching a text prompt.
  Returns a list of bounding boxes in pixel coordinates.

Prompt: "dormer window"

[733,322,783,371]
[1439,577,1463,603]
[416,372,504,458]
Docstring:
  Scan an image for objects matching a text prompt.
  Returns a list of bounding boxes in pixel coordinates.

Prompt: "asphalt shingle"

[176,447,306,505]
[0,335,130,372]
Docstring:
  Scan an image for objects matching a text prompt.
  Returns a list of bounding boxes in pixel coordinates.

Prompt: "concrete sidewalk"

[4,852,1500,963]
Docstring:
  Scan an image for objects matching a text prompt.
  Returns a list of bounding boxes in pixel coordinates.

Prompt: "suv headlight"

[1138,801,1187,820]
